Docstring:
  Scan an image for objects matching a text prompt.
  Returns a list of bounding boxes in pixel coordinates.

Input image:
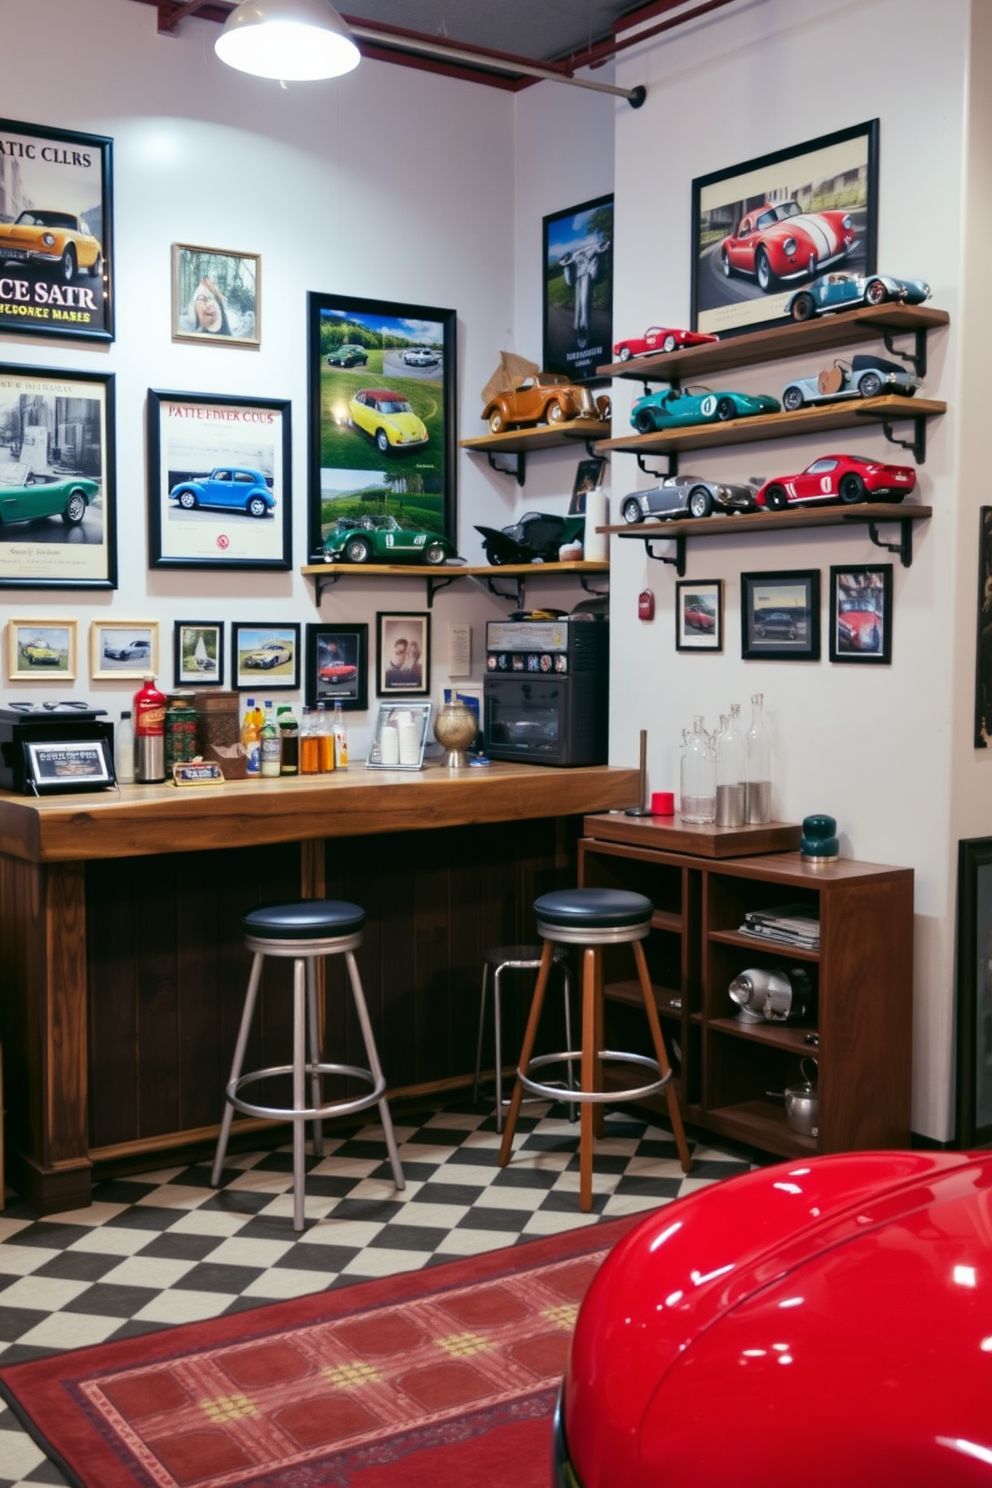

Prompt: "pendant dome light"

[215,0,361,81]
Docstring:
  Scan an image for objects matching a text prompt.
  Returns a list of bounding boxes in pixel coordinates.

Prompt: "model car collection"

[620,472,762,522]
[555,1151,991,1488]
[168,467,275,519]
[482,374,611,434]
[0,208,103,283]
[349,389,429,453]
[720,199,856,290]
[755,453,916,509]
[322,513,454,566]
[474,511,585,565]
[613,326,719,359]
[401,346,440,366]
[787,270,931,321]
[629,385,780,434]
[781,353,921,410]
[241,641,292,669]
[0,462,99,527]
[325,343,368,367]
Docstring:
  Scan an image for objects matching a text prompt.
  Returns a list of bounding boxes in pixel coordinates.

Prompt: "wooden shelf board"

[460,419,611,454]
[583,813,801,858]
[300,560,609,579]
[708,929,819,962]
[651,908,683,934]
[702,1100,818,1157]
[604,978,682,1017]
[706,1015,818,1053]
[610,502,931,545]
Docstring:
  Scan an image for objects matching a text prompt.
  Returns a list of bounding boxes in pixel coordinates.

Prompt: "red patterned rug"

[0,1216,644,1488]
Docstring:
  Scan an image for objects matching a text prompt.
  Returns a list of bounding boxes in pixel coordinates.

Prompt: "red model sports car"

[555,1150,992,1488]
[613,327,719,360]
[721,200,856,291]
[755,453,915,509]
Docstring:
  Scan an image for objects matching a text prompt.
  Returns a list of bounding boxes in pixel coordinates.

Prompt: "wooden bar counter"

[0,761,638,1213]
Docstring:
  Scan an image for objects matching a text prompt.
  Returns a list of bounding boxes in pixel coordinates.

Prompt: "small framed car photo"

[305,623,368,710]
[232,623,300,691]
[91,621,159,681]
[8,618,78,682]
[741,570,820,661]
[829,564,892,664]
[675,580,722,653]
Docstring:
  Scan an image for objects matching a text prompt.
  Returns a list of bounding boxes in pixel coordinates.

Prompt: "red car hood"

[565,1152,992,1487]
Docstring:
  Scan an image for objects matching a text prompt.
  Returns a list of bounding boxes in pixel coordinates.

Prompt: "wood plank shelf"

[300,559,610,608]
[460,419,611,485]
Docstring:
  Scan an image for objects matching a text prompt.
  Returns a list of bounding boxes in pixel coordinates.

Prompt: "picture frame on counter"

[174,621,225,687]
[305,622,368,710]
[90,620,159,681]
[691,118,879,339]
[542,193,613,385]
[828,564,892,664]
[376,611,430,697]
[307,291,457,562]
[675,579,723,653]
[0,117,114,342]
[171,243,260,346]
[0,364,117,590]
[955,836,992,1146]
[146,389,292,571]
[231,622,300,691]
[366,700,433,770]
[7,617,77,681]
[741,570,821,661]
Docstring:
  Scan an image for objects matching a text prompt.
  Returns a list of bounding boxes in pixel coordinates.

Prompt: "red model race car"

[755,453,915,509]
[613,326,718,360]
[720,200,856,291]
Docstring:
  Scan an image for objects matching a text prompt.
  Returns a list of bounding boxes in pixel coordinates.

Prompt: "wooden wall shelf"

[301,559,609,608]
[461,419,610,484]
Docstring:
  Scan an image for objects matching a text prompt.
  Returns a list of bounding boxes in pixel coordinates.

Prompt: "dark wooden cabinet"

[579,815,913,1158]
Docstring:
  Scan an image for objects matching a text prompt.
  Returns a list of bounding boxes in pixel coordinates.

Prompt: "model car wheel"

[375,429,391,454]
[545,402,565,424]
[782,386,805,411]
[62,491,86,525]
[621,497,644,524]
[858,372,883,399]
[764,484,789,511]
[755,247,774,291]
[721,249,732,277]
[618,347,632,361]
[423,542,447,566]
[663,334,677,353]
[247,496,268,518]
[178,489,198,510]
[58,244,77,284]
[344,537,372,563]
[715,397,736,421]
[688,487,713,518]
[864,278,888,306]
[635,409,657,434]
[488,409,506,434]
[791,293,816,322]
[839,472,866,504]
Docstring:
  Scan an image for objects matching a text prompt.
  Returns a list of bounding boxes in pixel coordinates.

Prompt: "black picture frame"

[174,621,225,687]
[0,117,114,342]
[146,390,291,571]
[231,623,300,691]
[691,119,879,339]
[676,579,723,653]
[741,570,820,660]
[829,564,892,663]
[956,837,992,1147]
[307,291,456,562]
[0,363,117,589]
[305,622,368,710]
[569,456,607,516]
[542,193,613,384]
[376,611,430,697]
[975,508,992,747]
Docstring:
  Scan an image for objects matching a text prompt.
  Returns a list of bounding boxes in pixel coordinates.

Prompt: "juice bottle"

[300,706,320,775]
[317,701,335,772]
[332,700,349,769]
[241,696,261,779]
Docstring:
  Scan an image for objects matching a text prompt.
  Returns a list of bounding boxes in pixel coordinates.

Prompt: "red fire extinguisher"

[133,674,167,782]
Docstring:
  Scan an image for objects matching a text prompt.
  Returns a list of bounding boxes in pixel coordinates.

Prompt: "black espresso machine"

[0,701,115,794]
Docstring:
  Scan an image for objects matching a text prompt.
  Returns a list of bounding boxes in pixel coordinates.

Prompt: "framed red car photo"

[305,622,368,710]
[676,578,723,652]
[829,563,892,664]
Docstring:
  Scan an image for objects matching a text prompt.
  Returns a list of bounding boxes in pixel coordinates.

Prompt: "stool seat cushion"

[534,887,653,930]
[243,899,365,940]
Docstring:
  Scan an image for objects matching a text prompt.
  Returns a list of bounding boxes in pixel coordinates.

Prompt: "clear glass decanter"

[680,715,716,824]
[745,692,772,824]
[716,707,746,826]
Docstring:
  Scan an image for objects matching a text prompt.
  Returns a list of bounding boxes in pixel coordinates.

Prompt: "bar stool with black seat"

[498,888,691,1212]
[211,899,405,1231]
[474,944,574,1132]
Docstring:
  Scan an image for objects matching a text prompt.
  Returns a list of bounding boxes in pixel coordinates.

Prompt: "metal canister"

[134,674,167,783]
[165,694,198,771]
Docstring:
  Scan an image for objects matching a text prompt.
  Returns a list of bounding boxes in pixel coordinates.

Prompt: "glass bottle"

[300,706,320,775]
[332,700,349,769]
[745,692,772,824]
[716,707,746,826]
[241,696,261,779]
[680,715,716,824]
[316,700,335,772]
[115,709,135,785]
[277,705,299,775]
[260,701,281,778]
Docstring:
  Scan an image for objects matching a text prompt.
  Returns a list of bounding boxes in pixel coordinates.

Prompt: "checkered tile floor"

[0,1100,754,1488]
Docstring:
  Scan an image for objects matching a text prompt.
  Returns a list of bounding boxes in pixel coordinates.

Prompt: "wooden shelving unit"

[300,558,609,608]
[460,418,611,485]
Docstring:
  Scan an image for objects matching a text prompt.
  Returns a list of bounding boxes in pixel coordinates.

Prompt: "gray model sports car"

[781,354,921,411]
[620,473,762,523]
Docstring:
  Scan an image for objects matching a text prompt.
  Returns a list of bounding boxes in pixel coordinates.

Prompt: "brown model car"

[482,373,611,434]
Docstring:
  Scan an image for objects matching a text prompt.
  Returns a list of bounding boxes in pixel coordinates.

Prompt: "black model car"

[475,511,586,565]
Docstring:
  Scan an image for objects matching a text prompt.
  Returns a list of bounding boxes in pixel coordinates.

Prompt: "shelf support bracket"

[486,450,525,486]
[580,572,610,595]
[485,574,526,608]
[309,567,342,608]
[426,573,463,607]
[637,449,678,479]
[880,415,927,464]
[882,327,928,379]
[866,517,916,568]
[640,533,686,577]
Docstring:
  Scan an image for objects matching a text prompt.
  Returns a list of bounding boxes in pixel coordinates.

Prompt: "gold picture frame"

[171,243,260,346]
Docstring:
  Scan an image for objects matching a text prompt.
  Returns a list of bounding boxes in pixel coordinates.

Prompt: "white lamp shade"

[215,0,361,81]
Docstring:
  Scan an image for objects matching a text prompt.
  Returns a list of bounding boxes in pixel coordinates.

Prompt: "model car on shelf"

[781,353,921,410]
[242,641,293,670]
[555,1151,989,1488]
[0,208,103,283]
[482,374,611,434]
[787,270,931,321]
[620,472,762,522]
[401,346,440,366]
[755,453,916,509]
[168,467,275,519]
[322,513,455,566]
[837,598,883,652]
[720,199,856,291]
[629,385,780,435]
[613,326,719,360]
[474,510,585,566]
[349,389,429,454]
[0,462,99,527]
[325,344,368,367]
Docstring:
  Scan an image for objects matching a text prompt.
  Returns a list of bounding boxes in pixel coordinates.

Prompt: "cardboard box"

[193,690,246,779]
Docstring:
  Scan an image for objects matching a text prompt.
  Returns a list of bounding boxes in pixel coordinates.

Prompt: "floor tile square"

[66,1226,158,1258]
[0,1247,60,1278]
[239,1267,336,1300]
[273,1242,359,1273]
[31,1250,127,1284]
[60,1283,162,1318]
[137,1232,226,1263]
[164,1209,255,1238]
[0,1275,92,1312]
[200,1236,295,1269]
[170,1261,264,1294]
[13,1310,126,1351]
[340,1247,431,1279]
[132,1289,237,1325]
[96,1255,198,1290]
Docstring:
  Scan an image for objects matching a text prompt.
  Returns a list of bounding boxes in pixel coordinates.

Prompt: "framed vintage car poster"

[147,390,291,571]
[0,118,113,341]
[691,120,878,339]
[741,570,821,661]
[305,622,368,710]
[307,292,456,561]
[542,194,613,384]
[0,364,117,589]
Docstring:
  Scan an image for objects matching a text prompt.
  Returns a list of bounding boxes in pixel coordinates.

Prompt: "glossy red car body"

[837,604,882,651]
[557,1151,992,1488]
[613,327,719,360]
[682,603,715,631]
[319,662,358,683]
[755,453,916,509]
[720,201,855,290]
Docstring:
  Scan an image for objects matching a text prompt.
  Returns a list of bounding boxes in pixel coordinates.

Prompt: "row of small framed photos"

[6,612,434,706]
[675,564,893,664]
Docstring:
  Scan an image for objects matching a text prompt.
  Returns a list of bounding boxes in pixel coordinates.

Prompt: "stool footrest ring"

[228,1061,386,1123]
[518,1049,670,1106]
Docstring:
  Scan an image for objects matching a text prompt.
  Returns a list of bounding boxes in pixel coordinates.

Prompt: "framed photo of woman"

[172,244,260,346]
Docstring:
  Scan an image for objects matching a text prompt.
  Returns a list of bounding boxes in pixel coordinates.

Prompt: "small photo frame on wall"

[174,621,224,686]
[172,244,260,346]
[232,623,300,691]
[741,570,820,661]
[829,564,892,663]
[91,620,159,680]
[8,618,77,681]
[569,456,607,516]
[377,611,430,697]
[305,623,368,709]
[956,837,992,1145]
[675,579,723,652]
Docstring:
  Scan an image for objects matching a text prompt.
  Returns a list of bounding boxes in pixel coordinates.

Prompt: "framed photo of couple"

[376,611,430,697]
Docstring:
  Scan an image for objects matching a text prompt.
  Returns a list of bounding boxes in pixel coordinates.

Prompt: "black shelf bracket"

[865,516,916,568]
[309,566,342,607]
[485,449,525,486]
[882,326,928,379]
[485,573,526,608]
[880,414,927,464]
[640,533,686,577]
[580,571,610,595]
[426,572,464,607]
[637,449,679,479]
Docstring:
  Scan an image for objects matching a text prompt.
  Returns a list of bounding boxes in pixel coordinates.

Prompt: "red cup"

[651,791,675,816]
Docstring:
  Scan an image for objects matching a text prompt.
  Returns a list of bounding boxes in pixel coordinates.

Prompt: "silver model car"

[781,354,921,411]
[620,473,762,523]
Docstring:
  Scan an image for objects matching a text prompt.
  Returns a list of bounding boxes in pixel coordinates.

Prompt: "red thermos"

[133,673,167,782]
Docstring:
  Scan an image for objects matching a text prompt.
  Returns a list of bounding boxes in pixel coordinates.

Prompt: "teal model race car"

[323,514,455,566]
[629,385,780,435]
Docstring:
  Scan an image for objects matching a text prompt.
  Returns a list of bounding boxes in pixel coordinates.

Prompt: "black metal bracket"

[485,574,526,608]
[865,517,916,568]
[880,415,927,464]
[485,450,525,486]
[637,449,678,479]
[882,327,928,379]
[639,533,686,577]
[426,573,463,607]
[309,566,342,607]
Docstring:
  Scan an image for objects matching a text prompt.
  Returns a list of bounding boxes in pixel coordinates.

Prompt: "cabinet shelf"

[605,978,682,1018]
[696,1099,818,1158]
[461,419,610,485]
[708,928,819,962]
[301,558,609,609]
[707,1016,817,1054]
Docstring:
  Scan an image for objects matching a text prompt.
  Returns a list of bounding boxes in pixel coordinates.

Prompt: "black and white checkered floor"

[0,1100,754,1488]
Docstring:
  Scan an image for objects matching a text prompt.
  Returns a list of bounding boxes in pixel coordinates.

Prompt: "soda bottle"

[260,701,281,778]
[332,700,349,769]
[133,675,167,783]
[241,696,261,780]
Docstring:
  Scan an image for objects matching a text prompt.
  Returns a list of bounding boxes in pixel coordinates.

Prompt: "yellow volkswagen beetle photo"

[348,389,429,455]
[0,209,103,284]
